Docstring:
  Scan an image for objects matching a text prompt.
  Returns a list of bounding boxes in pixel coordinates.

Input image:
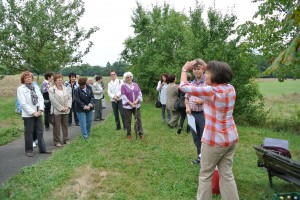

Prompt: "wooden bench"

[253,145,300,187]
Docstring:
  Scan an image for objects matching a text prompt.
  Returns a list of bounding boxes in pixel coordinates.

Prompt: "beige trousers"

[53,114,69,144]
[197,143,239,200]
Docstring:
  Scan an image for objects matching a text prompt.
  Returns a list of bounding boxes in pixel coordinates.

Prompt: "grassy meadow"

[257,78,300,119]
[0,76,299,199]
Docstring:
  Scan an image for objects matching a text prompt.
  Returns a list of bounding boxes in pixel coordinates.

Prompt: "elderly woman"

[17,71,51,157]
[121,72,144,140]
[74,77,95,139]
[48,74,72,147]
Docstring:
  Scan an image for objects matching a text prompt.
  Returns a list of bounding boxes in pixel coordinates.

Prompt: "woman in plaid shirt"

[180,60,239,200]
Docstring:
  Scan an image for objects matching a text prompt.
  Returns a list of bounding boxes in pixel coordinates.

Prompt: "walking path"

[0,104,112,186]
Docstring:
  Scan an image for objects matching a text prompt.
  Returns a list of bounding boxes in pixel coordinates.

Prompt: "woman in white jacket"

[49,74,72,147]
[17,71,51,157]
[156,73,171,123]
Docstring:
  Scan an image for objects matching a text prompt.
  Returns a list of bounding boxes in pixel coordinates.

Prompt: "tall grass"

[0,97,23,145]
[0,104,299,199]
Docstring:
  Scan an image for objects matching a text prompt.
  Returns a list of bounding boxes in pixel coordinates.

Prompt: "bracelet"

[182,69,187,72]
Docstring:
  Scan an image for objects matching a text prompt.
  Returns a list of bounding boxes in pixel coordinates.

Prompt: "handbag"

[49,88,55,124]
[155,100,162,108]
[49,113,55,124]
[212,167,220,195]
[174,90,185,111]
[155,91,162,108]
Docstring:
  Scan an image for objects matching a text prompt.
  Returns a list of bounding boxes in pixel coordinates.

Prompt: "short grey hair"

[123,71,133,82]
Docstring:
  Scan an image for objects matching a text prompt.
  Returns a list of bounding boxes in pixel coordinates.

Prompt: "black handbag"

[49,88,55,124]
[155,92,162,108]
[155,100,162,108]
[174,90,185,111]
[49,113,55,124]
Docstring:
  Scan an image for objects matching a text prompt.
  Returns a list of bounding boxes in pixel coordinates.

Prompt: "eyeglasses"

[126,76,131,79]
[110,74,116,76]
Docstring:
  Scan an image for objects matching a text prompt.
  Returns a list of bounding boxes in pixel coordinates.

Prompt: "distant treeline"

[59,61,130,77]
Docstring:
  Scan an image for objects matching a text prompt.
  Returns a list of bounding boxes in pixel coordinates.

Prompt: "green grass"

[0,103,299,199]
[257,79,300,133]
[0,97,23,145]
[257,79,300,97]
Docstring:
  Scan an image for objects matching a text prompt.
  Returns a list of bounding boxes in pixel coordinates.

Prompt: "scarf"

[26,84,38,105]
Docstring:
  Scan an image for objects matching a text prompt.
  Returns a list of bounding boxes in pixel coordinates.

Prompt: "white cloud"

[79,0,259,66]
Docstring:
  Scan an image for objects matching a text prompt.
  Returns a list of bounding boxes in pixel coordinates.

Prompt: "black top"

[74,85,94,112]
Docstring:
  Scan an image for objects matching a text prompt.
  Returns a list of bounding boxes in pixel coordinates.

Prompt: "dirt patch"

[53,165,118,199]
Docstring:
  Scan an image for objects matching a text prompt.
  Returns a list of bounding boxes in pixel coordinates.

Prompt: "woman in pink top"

[180,60,239,200]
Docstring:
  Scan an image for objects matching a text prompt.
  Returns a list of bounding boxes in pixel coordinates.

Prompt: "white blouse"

[156,81,168,105]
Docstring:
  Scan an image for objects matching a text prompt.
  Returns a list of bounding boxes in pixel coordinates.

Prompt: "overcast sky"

[79,0,260,67]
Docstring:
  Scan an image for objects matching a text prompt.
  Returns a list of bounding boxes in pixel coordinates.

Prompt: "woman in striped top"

[180,60,239,200]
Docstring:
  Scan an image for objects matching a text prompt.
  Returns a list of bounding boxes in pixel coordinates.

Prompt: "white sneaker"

[34,140,38,145]
[33,142,37,148]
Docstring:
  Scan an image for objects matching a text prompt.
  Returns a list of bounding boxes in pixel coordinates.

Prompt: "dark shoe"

[127,135,132,140]
[177,128,182,134]
[26,152,33,157]
[68,124,71,127]
[100,118,105,121]
[40,151,52,154]
[116,127,121,130]
[186,127,191,133]
[191,159,200,165]
[76,123,80,126]
[139,135,145,139]
[94,119,100,121]
[45,127,49,131]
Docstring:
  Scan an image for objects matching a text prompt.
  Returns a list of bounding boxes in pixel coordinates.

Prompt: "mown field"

[0,76,299,199]
[257,78,300,125]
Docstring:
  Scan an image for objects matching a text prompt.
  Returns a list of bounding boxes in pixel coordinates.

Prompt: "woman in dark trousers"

[121,72,144,140]
[17,71,51,157]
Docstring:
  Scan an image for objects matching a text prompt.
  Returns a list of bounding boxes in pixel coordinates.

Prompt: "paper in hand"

[187,114,197,133]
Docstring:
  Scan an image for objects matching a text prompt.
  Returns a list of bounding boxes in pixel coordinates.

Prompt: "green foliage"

[237,0,300,80]
[0,0,99,75]
[122,2,266,126]
[59,61,130,77]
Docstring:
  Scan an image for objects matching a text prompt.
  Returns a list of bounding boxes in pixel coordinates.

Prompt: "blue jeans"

[77,111,93,139]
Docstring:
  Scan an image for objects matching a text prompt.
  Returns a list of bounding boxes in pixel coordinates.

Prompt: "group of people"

[16,72,105,155]
[156,60,206,165]
[16,69,145,157]
[17,57,239,199]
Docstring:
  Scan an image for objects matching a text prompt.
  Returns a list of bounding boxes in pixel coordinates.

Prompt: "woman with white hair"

[121,72,144,140]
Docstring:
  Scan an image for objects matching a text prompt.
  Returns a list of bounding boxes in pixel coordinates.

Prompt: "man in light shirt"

[107,70,126,130]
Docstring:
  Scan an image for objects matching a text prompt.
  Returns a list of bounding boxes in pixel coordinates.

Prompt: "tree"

[122,2,191,95]
[0,0,99,75]
[122,2,266,125]
[238,0,300,80]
